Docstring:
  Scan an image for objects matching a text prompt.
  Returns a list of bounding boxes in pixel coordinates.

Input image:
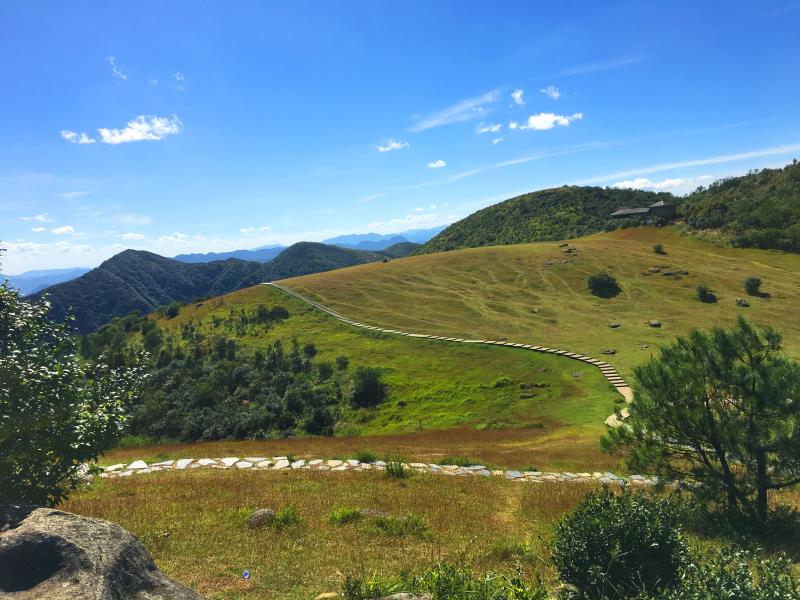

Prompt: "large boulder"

[0,504,205,599]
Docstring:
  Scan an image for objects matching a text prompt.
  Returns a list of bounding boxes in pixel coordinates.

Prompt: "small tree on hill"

[653,243,666,255]
[0,278,141,506]
[603,318,800,522]
[696,284,717,303]
[745,277,762,296]
[587,272,621,298]
[349,367,386,408]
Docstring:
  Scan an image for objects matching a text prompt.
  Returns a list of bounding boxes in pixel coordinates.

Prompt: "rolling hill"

[39,242,386,333]
[420,186,673,253]
[285,226,800,379]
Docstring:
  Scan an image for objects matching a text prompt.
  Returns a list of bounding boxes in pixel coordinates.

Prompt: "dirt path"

[265,282,631,427]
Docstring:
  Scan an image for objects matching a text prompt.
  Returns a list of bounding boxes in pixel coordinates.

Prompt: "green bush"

[653,243,666,255]
[354,449,378,463]
[744,276,762,296]
[274,505,302,529]
[336,355,349,370]
[659,547,800,599]
[349,366,386,408]
[696,284,718,303]
[587,272,621,298]
[329,506,363,525]
[385,458,408,479]
[374,513,430,538]
[440,456,484,467]
[163,302,181,318]
[552,487,688,599]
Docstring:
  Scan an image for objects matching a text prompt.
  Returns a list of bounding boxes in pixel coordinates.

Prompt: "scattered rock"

[638,344,649,349]
[676,269,689,275]
[662,271,675,276]
[246,509,276,529]
[736,297,750,307]
[647,267,661,273]
[558,243,569,247]
[609,322,621,328]
[602,348,616,355]
[648,320,662,328]
[0,504,205,599]
[127,460,148,470]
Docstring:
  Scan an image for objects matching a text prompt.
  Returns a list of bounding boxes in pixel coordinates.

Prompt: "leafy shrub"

[653,243,666,255]
[336,355,349,370]
[491,376,513,388]
[374,513,430,538]
[552,487,688,599]
[385,458,408,479]
[440,456,484,467]
[744,276,762,296]
[274,505,302,529]
[349,366,386,408]
[587,272,621,298]
[659,547,800,600]
[329,506,363,525]
[354,449,378,463]
[302,343,317,358]
[696,284,718,303]
[163,302,181,318]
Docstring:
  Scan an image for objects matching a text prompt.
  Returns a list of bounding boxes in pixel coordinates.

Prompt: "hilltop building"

[609,200,677,221]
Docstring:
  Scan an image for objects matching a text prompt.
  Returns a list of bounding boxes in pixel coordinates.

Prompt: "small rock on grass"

[246,508,276,529]
[609,322,620,328]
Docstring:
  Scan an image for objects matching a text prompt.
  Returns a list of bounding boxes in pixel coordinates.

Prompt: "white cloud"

[509,121,519,130]
[240,226,272,235]
[21,213,54,223]
[174,71,185,82]
[511,89,525,105]
[519,112,583,130]
[121,232,146,240]
[409,90,500,132]
[157,232,189,243]
[358,193,385,203]
[367,213,443,233]
[31,227,46,233]
[98,115,183,144]
[57,191,90,199]
[60,130,96,144]
[476,123,502,134]
[377,139,410,153]
[427,159,446,169]
[611,176,715,195]
[149,78,159,85]
[540,85,561,100]
[560,55,645,77]
[107,56,127,80]
[492,138,503,145]
[50,225,75,235]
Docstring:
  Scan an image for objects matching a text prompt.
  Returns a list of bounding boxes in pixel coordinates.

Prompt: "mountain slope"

[262,242,383,280]
[680,160,800,251]
[323,225,446,250]
[1,267,91,295]
[174,246,285,263]
[420,186,674,253]
[383,242,421,258]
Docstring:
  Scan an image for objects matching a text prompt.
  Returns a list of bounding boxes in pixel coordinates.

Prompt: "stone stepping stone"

[175,459,194,470]
[127,460,148,470]
[235,461,253,469]
[220,457,240,467]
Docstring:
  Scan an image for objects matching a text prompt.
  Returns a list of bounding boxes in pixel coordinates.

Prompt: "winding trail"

[265,282,631,427]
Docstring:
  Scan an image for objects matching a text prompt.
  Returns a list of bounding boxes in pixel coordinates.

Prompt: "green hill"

[40,243,385,333]
[680,160,800,251]
[420,186,673,253]
[382,241,421,258]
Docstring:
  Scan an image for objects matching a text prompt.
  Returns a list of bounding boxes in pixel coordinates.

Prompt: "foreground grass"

[285,227,800,378]
[151,284,617,437]
[63,470,596,599]
[102,424,621,473]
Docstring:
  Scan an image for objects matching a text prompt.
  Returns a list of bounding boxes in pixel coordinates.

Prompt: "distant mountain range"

[1,267,92,296]
[173,245,285,263]
[323,225,446,250]
[36,242,387,334]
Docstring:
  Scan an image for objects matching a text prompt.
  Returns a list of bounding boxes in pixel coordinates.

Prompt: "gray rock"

[602,348,616,355]
[609,322,621,328]
[648,320,662,328]
[0,504,204,599]
[246,508,276,529]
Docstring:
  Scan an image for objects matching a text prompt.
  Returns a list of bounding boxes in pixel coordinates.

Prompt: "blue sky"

[1,1,799,273]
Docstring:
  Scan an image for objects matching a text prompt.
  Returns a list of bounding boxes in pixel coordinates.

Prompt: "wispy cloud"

[21,213,54,223]
[560,55,645,77]
[31,227,47,233]
[157,232,189,243]
[409,90,500,132]
[476,123,502,134]
[358,192,385,203]
[148,78,159,86]
[376,139,410,153]
[173,71,185,91]
[121,232,146,240]
[50,225,75,235]
[519,112,583,130]
[240,226,271,235]
[107,56,127,80]
[57,191,91,199]
[540,85,561,100]
[60,130,96,144]
[574,143,800,185]
[511,89,525,106]
[98,115,182,144]
[427,159,447,169]
[612,176,714,193]
[492,138,503,145]
[509,121,519,130]
[367,212,455,233]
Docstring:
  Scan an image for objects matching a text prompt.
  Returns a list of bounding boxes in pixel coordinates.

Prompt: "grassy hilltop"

[286,226,800,379]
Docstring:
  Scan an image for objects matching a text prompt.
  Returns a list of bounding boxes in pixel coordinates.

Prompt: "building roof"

[610,207,650,217]
[648,200,675,207]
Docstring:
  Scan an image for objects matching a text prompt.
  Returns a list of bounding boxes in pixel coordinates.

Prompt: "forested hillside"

[420,186,672,253]
[39,242,385,333]
[680,160,800,251]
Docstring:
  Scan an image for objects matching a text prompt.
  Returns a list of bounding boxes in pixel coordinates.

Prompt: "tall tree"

[0,251,141,506]
[603,317,800,521]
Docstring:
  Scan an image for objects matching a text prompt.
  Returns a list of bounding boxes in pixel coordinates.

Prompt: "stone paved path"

[265,282,631,427]
[99,456,657,486]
